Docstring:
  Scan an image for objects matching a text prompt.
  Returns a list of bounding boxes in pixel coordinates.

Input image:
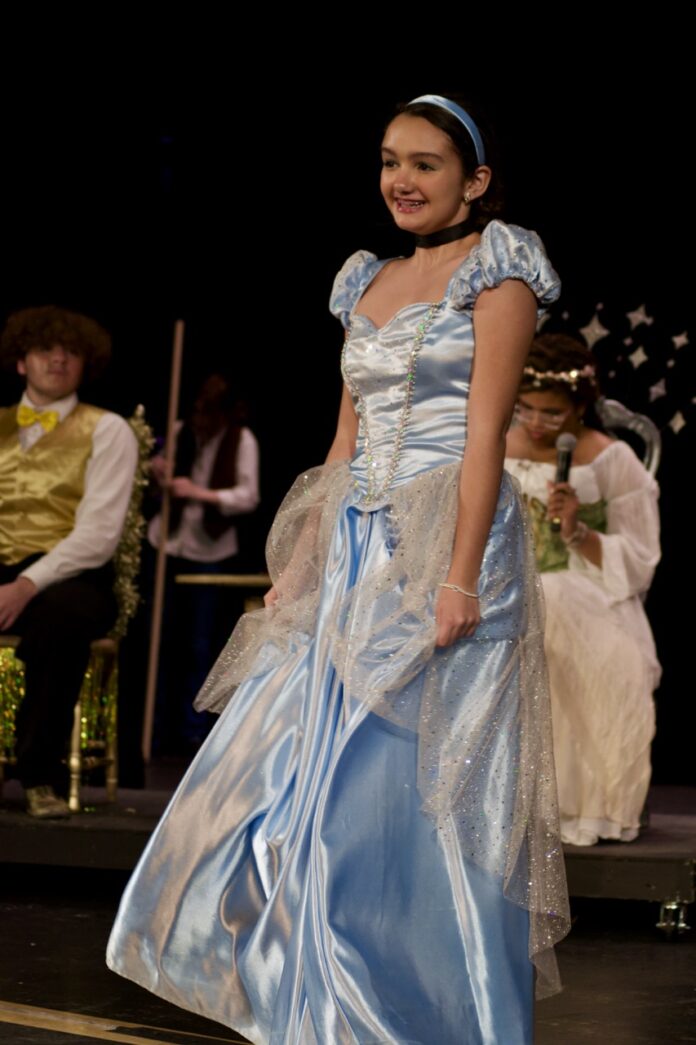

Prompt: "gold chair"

[0,405,153,811]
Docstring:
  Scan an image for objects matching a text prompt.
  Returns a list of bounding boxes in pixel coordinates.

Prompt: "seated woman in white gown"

[505,333,661,847]
[107,95,570,1044]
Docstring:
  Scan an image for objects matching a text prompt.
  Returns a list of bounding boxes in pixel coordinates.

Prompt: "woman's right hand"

[547,480,580,541]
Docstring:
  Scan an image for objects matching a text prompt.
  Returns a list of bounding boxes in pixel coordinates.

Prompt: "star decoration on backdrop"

[579,313,610,349]
[543,299,692,437]
[629,346,648,368]
[626,304,654,329]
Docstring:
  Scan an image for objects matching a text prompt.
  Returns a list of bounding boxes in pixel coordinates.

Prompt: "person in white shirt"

[147,373,260,752]
[0,306,138,818]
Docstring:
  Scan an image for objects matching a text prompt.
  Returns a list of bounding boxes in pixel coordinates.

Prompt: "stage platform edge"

[1,782,694,933]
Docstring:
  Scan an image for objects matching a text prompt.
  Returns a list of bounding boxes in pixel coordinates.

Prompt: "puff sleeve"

[450,220,561,314]
[329,250,381,330]
[571,441,661,603]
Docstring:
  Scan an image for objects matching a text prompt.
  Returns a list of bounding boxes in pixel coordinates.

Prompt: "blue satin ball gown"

[107,220,570,1045]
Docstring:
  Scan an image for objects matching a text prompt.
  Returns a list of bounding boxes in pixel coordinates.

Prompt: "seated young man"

[0,306,138,817]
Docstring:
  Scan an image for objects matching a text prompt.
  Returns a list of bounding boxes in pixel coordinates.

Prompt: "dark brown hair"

[0,305,112,382]
[520,333,599,411]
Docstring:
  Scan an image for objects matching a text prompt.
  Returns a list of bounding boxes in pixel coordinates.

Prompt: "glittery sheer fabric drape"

[195,455,569,997]
[108,220,569,1043]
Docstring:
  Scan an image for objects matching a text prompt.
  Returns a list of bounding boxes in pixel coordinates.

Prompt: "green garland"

[110,404,155,639]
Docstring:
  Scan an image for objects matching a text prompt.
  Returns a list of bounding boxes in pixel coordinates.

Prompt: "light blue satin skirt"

[107,495,534,1044]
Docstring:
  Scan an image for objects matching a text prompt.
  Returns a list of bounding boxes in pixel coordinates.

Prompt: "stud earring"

[463,192,472,205]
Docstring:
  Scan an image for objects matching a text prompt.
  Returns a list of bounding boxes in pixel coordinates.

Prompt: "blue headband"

[407,94,486,166]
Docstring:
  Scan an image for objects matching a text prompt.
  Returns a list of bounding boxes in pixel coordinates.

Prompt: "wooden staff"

[142,319,185,761]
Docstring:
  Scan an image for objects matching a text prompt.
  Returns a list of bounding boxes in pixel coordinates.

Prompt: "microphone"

[550,432,577,533]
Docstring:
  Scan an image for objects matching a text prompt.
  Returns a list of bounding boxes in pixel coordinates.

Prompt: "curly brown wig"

[0,306,111,382]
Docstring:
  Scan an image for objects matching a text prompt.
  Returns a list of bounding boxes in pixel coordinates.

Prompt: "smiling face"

[17,344,85,405]
[380,114,471,235]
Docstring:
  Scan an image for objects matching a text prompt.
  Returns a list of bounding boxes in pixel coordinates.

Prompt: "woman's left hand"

[435,586,481,647]
[263,586,280,608]
[547,481,580,541]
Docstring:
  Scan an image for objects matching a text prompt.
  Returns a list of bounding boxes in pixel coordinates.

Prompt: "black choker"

[414,217,477,249]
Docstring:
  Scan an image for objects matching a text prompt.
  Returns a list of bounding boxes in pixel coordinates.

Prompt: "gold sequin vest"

[0,403,104,565]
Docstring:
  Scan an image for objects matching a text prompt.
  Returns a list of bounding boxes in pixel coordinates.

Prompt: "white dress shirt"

[16,392,139,592]
[148,424,260,562]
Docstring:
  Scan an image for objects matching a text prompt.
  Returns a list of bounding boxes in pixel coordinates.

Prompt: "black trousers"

[0,557,117,790]
[121,547,242,757]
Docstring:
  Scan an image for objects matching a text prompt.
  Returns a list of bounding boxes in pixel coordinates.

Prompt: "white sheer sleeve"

[571,440,660,602]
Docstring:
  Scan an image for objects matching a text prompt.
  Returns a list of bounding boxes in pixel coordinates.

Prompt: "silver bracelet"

[438,582,479,599]
[562,520,589,548]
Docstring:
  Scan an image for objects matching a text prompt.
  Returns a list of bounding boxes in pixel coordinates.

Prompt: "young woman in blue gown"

[107,94,570,1044]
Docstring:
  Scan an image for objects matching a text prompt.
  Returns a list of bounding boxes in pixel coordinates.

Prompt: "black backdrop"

[0,38,692,782]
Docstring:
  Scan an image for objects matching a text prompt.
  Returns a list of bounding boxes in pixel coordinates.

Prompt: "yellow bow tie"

[17,404,60,432]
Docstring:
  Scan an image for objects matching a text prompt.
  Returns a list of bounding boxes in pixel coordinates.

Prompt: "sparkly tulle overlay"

[107,221,570,1044]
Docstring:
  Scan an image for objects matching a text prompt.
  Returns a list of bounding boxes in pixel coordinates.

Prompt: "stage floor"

[1,772,694,1043]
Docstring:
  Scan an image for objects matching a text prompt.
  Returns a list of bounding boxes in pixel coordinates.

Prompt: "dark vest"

[169,423,243,540]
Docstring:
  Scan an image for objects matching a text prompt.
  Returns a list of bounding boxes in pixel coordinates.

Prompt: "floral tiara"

[522,364,597,390]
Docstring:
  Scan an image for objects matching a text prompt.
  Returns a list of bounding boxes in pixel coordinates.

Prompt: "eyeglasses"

[513,404,571,431]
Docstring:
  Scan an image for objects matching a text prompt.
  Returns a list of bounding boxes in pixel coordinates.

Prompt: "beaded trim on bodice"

[341,303,442,505]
